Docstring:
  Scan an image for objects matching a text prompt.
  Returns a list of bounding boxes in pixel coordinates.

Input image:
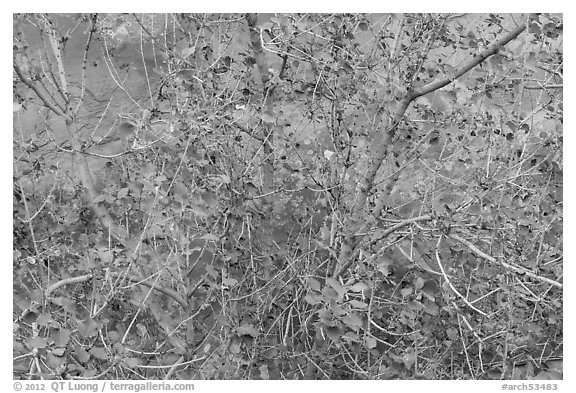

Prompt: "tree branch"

[337,23,527,273]
[435,236,487,316]
[410,24,527,100]
[46,274,94,297]
[39,14,71,104]
[16,14,128,244]
[13,63,66,118]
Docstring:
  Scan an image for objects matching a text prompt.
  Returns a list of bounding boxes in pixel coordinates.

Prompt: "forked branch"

[337,23,528,273]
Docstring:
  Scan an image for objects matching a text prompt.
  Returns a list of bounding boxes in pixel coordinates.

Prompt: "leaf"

[414,277,425,291]
[304,293,321,305]
[261,113,275,123]
[342,331,360,342]
[325,325,343,341]
[229,339,241,354]
[140,163,156,178]
[325,277,346,299]
[533,370,563,380]
[89,346,109,361]
[49,297,76,313]
[318,309,334,325]
[74,345,90,363]
[117,187,129,199]
[51,328,71,347]
[92,193,106,203]
[111,340,126,355]
[52,348,66,357]
[322,286,340,301]
[446,328,459,341]
[407,300,423,311]
[171,182,189,200]
[216,174,231,184]
[213,65,229,74]
[307,277,321,292]
[205,265,219,279]
[402,349,417,369]
[135,323,148,337]
[46,351,66,368]
[259,364,270,380]
[422,301,439,316]
[376,256,394,276]
[201,233,220,241]
[342,312,363,331]
[421,280,438,301]
[222,277,238,287]
[348,300,368,309]
[237,324,259,338]
[36,313,54,327]
[400,287,413,297]
[202,191,219,208]
[117,122,136,138]
[122,357,142,368]
[181,46,196,59]
[78,317,101,339]
[364,336,377,349]
[96,249,113,264]
[190,204,211,218]
[444,64,458,80]
[167,336,187,355]
[323,150,335,160]
[25,336,48,349]
[349,281,369,293]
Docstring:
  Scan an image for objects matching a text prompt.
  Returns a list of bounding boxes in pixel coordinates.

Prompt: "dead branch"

[46,274,94,297]
[448,233,563,289]
[108,271,188,308]
[435,236,487,316]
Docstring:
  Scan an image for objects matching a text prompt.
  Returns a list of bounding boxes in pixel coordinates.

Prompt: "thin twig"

[18,179,57,223]
[457,313,476,379]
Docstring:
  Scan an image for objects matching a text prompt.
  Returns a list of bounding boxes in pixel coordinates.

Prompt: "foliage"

[13,13,562,380]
